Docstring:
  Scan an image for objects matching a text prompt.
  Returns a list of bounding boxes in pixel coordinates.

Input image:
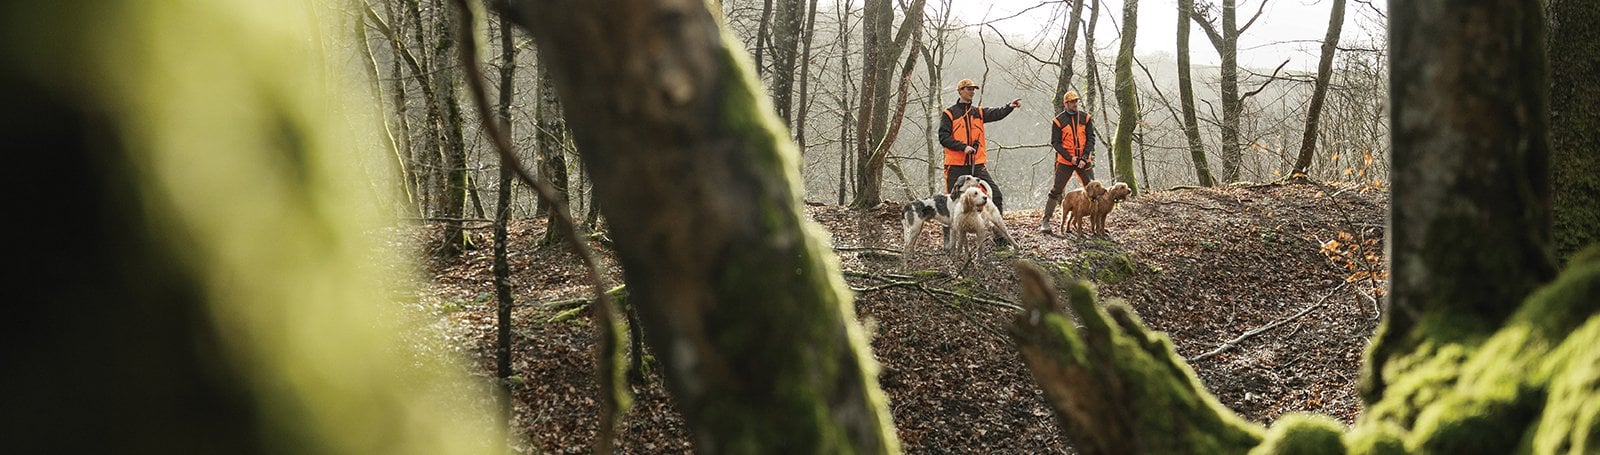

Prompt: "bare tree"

[1176,0,1215,186]
[1190,0,1269,182]
[851,0,925,208]
[1110,0,1140,193]
[1050,0,1088,110]
[770,0,805,125]
[1290,0,1346,180]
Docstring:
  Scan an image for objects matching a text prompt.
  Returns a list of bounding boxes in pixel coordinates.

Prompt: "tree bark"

[492,11,517,429]
[536,63,572,246]
[852,0,925,208]
[502,0,899,451]
[430,0,470,258]
[1548,0,1600,264]
[1191,0,1249,182]
[770,0,804,125]
[792,0,820,168]
[1176,0,1215,186]
[1290,0,1345,179]
[1051,0,1087,110]
[1110,0,1140,194]
[1369,0,1557,400]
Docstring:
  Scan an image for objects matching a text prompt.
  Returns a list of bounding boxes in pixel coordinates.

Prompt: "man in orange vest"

[1040,90,1097,233]
[938,78,1022,214]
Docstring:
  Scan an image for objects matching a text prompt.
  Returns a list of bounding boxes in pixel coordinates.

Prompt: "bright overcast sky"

[948,0,1387,71]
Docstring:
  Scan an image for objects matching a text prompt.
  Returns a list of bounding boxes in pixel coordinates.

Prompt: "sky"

[946,0,1387,71]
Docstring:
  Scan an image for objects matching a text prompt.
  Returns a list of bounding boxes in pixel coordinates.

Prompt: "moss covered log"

[1,1,500,452]
[1011,263,1263,454]
[502,0,898,452]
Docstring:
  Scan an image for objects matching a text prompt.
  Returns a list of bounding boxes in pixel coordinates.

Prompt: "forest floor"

[410,180,1389,454]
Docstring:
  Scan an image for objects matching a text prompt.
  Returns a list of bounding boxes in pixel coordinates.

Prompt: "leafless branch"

[1241,59,1290,101]
[1191,282,1349,362]
[452,2,626,453]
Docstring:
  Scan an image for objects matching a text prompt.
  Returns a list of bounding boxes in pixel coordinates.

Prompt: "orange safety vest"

[943,106,987,166]
[1053,112,1092,165]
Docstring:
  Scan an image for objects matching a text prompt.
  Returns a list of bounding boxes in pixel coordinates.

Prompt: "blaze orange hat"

[1063,90,1081,102]
[957,79,979,90]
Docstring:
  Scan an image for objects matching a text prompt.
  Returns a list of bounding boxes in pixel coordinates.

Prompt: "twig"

[1190,282,1349,362]
[450,2,626,453]
[844,270,1021,311]
[834,245,905,255]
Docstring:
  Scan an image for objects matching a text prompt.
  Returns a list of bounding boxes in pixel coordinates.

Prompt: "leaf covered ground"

[411,181,1389,453]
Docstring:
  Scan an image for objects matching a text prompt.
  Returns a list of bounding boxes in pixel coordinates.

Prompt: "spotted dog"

[902,175,1013,258]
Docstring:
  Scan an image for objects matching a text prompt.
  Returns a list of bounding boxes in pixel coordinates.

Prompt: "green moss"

[1344,422,1406,455]
[1250,413,1347,455]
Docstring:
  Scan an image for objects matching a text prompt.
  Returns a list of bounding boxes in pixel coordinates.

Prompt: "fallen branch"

[833,245,905,255]
[1190,282,1349,362]
[843,270,1021,311]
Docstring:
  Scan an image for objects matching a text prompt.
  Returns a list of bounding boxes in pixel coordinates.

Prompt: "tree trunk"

[770,0,803,126]
[536,63,572,246]
[1051,0,1087,110]
[792,0,820,169]
[852,0,925,208]
[1369,0,1557,400]
[1191,0,1246,182]
[1110,0,1140,194]
[355,8,415,214]
[1548,0,1600,264]
[1084,0,1109,173]
[837,0,853,205]
[504,1,899,451]
[430,0,470,258]
[492,11,517,429]
[1176,0,1214,186]
[754,0,773,75]
[1290,0,1345,179]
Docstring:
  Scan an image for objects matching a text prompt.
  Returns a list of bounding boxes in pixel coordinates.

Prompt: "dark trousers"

[944,164,1005,214]
[1046,162,1095,199]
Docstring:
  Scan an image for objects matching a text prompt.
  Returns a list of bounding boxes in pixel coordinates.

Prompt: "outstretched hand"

[1010,98,1022,108]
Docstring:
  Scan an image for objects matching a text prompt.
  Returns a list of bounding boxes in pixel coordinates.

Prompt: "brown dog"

[1061,180,1106,235]
[1085,182,1131,236]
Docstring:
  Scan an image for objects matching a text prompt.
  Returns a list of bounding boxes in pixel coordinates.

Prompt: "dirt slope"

[416,181,1388,453]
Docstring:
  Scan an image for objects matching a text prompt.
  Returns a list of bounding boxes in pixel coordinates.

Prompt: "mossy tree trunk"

[1290,0,1345,180]
[3,1,500,452]
[1548,0,1600,265]
[502,0,899,452]
[1110,0,1140,194]
[1368,0,1556,400]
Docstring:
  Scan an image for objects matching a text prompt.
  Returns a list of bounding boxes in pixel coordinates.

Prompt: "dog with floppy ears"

[1084,182,1131,237]
[902,175,1014,257]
